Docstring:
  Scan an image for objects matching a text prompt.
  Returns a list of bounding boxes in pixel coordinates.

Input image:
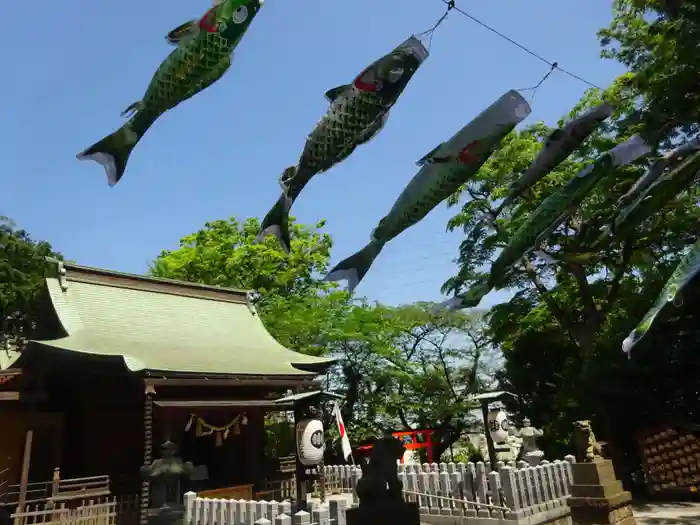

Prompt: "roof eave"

[290,357,338,375]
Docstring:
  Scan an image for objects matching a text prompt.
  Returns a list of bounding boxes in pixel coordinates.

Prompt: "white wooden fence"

[186,456,577,525]
[183,492,344,525]
[323,457,576,522]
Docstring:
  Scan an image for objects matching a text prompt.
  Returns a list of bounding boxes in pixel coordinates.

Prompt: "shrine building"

[0,260,335,519]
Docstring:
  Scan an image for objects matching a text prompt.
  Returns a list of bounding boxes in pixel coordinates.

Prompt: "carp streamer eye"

[387,68,405,83]
[232,5,248,24]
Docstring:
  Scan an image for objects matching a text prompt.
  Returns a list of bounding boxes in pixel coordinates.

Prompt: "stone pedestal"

[523,450,545,466]
[346,501,420,525]
[568,460,636,525]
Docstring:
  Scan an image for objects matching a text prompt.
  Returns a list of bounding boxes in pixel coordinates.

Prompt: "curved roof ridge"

[32,260,336,377]
[53,260,251,303]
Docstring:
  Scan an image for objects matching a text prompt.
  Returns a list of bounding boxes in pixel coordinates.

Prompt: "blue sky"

[2,0,624,308]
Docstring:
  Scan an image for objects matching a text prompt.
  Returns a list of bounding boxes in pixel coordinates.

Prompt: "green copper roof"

[31,263,334,377]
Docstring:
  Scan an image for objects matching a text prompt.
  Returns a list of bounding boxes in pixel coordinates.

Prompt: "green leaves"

[599,0,700,140]
[330,302,498,448]
[0,216,62,356]
[149,216,496,452]
[150,216,332,298]
[442,3,700,462]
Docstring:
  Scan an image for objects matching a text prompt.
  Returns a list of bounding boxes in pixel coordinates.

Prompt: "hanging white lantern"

[296,419,325,466]
[487,409,510,443]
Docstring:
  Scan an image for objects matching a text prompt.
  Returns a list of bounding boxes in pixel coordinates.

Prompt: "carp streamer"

[75,0,694,359]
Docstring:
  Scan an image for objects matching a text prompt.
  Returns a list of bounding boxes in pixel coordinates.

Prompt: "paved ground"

[632,502,700,524]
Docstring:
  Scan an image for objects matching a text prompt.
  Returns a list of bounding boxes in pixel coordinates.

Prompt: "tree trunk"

[430,419,462,462]
[341,364,361,426]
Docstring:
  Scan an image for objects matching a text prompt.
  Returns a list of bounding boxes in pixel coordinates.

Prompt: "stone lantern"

[517,418,545,466]
[140,440,194,525]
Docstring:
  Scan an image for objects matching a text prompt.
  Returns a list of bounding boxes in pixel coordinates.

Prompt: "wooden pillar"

[140,383,155,525]
[293,405,307,512]
[317,455,325,503]
[16,430,34,512]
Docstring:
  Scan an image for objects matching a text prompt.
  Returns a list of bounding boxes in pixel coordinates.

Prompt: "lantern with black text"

[487,409,510,444]
[296,419,325,466]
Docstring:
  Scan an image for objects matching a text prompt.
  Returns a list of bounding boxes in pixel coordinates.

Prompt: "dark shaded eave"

[274,389,344,405]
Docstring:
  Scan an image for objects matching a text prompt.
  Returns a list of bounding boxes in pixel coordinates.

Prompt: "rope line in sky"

[433,0,681,131]
[437,0,605,91]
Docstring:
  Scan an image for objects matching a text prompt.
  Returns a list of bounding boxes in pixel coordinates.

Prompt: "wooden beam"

[153,399,294,409]
[0,369,22,386]
[0,391,20,401]
[0,392,47,402]
[144,377,316,388]
[17,430,34,511]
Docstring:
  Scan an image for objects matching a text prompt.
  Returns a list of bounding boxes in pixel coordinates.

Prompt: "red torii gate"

[357,429,437,464]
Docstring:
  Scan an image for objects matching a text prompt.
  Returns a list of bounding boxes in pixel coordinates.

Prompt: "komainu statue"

[573,420,604,463]
[356,436,406,507]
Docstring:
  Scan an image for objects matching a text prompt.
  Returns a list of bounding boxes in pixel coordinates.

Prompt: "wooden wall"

[0,407,27,486]
[7,347,300,496]
[0,409,64,486]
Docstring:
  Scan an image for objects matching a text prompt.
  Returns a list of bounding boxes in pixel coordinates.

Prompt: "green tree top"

[150,216,333,300]
[444,81,699,356]
[0,216,63,363]
[599,0,700,140]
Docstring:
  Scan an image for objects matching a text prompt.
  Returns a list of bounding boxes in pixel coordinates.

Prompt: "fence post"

[280,502,292,516]
[256,501,268,520]
[328,498,347,525]
[519,468,535,514]
[225,499,237,525]
[291,510,310,525]
[274,514,291,525]
[183,492,196,525]
[311,507,329,525]
[487,471,503,519]
[532,466,545,510]
[427,472,440,515]
[499,466,522,520]
[267,501,280,521]
[552,460,566,499]
[246,500,257,525]
[255,520,271,525]
[563,455,575,491]
[417,472,429,515]
[405,472,418,504]
[438,471,451,516]
[474,462,490,518]
[217,499,226,525]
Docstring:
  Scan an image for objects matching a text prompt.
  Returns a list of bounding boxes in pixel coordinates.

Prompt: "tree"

[598,0,700,140]
[0,216,63,361]
[327,302,500,459]
[150,216,332,300]
[150,215,350,355]
[150,215,501,459]
[443,80,700,460]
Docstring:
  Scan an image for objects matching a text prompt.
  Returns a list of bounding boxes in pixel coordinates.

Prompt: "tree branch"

[524,258,568,322]
[566,262,600,328]
[601,240,634,314]
[397,405,414,430]
[436,340,458,399]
